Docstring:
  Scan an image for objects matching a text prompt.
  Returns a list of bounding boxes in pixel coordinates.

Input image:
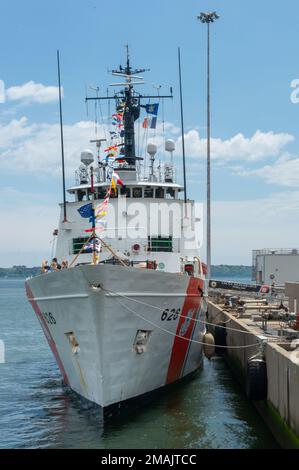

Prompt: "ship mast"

[113,45,144,165]
[85,46,173,173]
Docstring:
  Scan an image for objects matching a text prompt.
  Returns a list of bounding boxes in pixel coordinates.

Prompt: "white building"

[252,248,299,285]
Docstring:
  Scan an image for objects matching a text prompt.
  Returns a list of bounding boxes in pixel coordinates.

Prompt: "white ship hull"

[25,264,205,412]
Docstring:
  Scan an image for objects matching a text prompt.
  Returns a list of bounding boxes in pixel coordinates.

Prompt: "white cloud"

[0,187,59,267]
[208,191,299,264]
[236,154,299,187]
[176,129,294,161]
[0,117,294,178]
[0,117,35,148]
[0,80,5,103]
[0,117,106,175]
[6,81,60,104]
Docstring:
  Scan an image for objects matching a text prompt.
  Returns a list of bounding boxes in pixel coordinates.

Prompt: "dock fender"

[246,358,267,401]
[202,332,215,360]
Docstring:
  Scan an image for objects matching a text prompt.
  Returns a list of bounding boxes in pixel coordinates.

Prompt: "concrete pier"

[207,299,299,448]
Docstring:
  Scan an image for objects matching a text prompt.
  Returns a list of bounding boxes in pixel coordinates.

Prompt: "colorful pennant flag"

[150,116,157,129]
[77,203,93,219]
[105,145,118,152]
[145,103,159,115]
[96,211,107,218]
[85,227,104,233]
[142,116,157,129]
[111,177,117,191]
[113,171,124,187]
[96,199,109,214]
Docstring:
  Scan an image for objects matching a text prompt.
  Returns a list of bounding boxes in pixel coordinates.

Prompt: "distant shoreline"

[0,265,252,279]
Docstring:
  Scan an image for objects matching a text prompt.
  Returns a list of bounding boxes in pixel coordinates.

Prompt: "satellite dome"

[80,149,94,166]
[165,139,175,153]
[147,143,157,157]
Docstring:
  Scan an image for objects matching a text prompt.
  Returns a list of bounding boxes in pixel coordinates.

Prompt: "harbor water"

[0,278,278,449]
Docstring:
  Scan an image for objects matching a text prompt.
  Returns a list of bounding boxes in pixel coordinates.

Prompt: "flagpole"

[198,11,219,283]
[57,50,67,223]
[90,165,97,265]
[92,204,97,265]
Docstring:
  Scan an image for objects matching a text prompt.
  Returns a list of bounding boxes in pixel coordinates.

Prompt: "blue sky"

[1,0,299,266]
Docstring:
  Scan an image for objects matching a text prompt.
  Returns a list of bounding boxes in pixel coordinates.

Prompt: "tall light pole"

[198,11,219,282]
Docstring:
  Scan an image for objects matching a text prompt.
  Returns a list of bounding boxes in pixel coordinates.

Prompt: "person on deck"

[51,258,61,270]
[50,260,57,271]
[41,260,50,273]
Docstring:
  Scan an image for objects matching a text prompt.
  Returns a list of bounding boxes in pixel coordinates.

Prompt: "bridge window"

[155,187,165,198]
[144,187,154,198]
[133,187,142,198]
[120,187,131,197]
[96,188,108,199]
[147,236,173,252]
[77,189,86,202]
[166,188,175,199]
[110,188,118,198]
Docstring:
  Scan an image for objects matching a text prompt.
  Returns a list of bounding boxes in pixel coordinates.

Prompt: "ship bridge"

[68,181,183,203]
[69,139,185,203]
